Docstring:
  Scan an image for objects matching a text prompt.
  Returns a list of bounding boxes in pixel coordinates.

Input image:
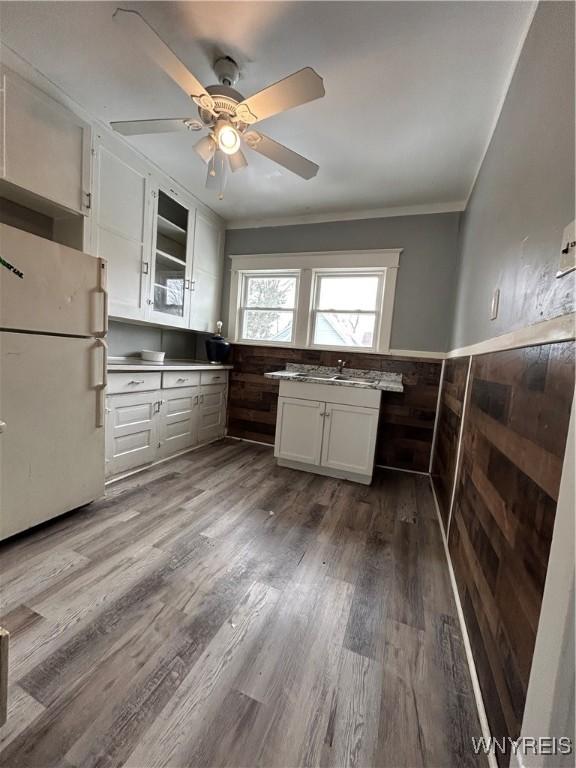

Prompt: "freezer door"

[0,224,107,337]
[0,331,106,540]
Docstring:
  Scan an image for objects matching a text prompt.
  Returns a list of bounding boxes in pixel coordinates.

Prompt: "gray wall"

[108,320,209,360]
[451,2,575,349]
[225,212,461,353]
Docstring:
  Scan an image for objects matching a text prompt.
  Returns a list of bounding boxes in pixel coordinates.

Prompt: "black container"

[205,322,231,364]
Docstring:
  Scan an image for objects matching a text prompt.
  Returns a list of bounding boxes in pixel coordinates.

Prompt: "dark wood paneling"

[448,341,575,765]
[227,345,442,473]
[431,357,470,528]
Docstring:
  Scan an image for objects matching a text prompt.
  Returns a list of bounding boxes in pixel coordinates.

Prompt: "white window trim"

[309,269,385,352]
[228,249,401,354]
[236,269,300,346]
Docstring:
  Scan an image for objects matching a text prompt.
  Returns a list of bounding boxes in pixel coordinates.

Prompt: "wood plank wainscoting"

[431,356,470,528]
[433,340,575,766]
[227,345,442,473]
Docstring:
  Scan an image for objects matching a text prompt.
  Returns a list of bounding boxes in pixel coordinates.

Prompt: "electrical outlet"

[557,220,576,277]
[490,288,500,320]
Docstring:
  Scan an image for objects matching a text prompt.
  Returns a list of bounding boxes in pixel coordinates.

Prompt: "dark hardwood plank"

[431,356,470,529]
[227,344,442,472]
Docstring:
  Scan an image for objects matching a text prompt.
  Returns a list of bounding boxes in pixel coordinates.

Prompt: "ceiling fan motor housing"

[199,83,247,130]
[214,56,240,87]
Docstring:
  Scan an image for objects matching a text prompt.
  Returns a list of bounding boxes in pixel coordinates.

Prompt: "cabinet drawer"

[162,371,201,389]
[200,370,228,386]
[107,372,161,394]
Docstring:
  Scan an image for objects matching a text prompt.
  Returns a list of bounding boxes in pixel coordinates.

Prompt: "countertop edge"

[264,371,404,393]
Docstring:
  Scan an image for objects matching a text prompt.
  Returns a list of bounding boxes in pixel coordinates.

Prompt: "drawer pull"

[128,379,145,385]
[176,377,188,383]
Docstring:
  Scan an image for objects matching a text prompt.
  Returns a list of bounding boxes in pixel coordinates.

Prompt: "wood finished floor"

[0,439,485,768]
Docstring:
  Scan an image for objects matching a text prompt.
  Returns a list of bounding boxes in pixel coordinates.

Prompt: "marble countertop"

[264,363,403,392]
[108,357,233,373]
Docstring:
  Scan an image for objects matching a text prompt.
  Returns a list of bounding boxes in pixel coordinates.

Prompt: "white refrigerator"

[0,224,107,540]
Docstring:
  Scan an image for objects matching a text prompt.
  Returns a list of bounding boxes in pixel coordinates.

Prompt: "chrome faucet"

[337,359,347,374]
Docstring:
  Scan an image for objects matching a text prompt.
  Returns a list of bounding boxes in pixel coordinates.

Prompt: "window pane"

[245,276,297,308]
[317,275,379,311]
[242,309,294,342]
[313,312,376,347]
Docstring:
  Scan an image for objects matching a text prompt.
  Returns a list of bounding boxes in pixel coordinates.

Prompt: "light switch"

[490,288,500,320]
[557,220,576,277]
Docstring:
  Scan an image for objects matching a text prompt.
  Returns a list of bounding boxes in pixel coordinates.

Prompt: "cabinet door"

[159,386,199,459]
[198,383,227,444]
[92,133,152,320]
[1,68,91,214]
[105,391,159,477]
[275,397,324,465]
[148,187,194,328]
[189,211,224,332]
[321,403,379,476]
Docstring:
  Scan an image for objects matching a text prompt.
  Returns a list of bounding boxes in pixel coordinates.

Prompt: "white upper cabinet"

[91,131,152,321]
[189,211,224,333]
[148,185,195,328]
[0,67,91,215]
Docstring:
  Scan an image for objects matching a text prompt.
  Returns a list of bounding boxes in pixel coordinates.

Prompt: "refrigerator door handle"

[95,338,108,428]
[97,259,108,337]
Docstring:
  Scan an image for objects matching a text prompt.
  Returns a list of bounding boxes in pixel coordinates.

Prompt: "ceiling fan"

[111,9,325,199]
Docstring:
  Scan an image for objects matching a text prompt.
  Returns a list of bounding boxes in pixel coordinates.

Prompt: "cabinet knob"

[0,420,6,433]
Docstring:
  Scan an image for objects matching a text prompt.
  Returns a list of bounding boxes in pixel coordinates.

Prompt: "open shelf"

[156,248,186,267]
[157,214,187,245]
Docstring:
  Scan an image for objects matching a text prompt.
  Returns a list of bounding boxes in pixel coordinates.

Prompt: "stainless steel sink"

[292,372,376,386]
[293,372,337,381]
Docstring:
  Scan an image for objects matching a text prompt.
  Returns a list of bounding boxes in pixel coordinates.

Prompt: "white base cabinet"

[106,390,159,477]
[105,371,228,478]
[274,381,381,485]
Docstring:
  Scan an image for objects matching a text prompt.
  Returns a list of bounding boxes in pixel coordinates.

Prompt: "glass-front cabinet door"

[148,187,195,327]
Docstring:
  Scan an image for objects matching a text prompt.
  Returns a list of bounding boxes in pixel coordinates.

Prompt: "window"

[311,272,382,349]
[229,250,400,352]
[238,272,299,343]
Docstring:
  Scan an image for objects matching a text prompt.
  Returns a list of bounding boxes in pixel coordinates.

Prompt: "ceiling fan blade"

[206,150,227,198]
[194,135,216,163]
[244,131,319,180]
[111,118,195,136]
[113,9,214,112]
[235,67,324,125]
[228,149,248,173]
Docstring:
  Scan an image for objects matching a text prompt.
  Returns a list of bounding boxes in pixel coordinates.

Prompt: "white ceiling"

[1,1,535,225]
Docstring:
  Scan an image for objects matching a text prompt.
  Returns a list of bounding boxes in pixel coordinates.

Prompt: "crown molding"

[224,201,466,231]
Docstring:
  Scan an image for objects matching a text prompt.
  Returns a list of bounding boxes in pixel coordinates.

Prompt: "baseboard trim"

[375,463,429,476]
[448,313,575,359]
[227,435,274,448]
[429,478,498,768]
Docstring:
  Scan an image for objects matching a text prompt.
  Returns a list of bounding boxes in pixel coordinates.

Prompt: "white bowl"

[141,350,165,363]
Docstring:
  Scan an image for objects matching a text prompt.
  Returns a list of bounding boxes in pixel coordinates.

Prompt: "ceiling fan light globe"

[217,124,241,155]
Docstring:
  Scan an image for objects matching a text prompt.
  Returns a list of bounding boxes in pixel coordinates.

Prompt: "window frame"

[236,269,300,346]
[308,269,385,352]
[228,250,401,354]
